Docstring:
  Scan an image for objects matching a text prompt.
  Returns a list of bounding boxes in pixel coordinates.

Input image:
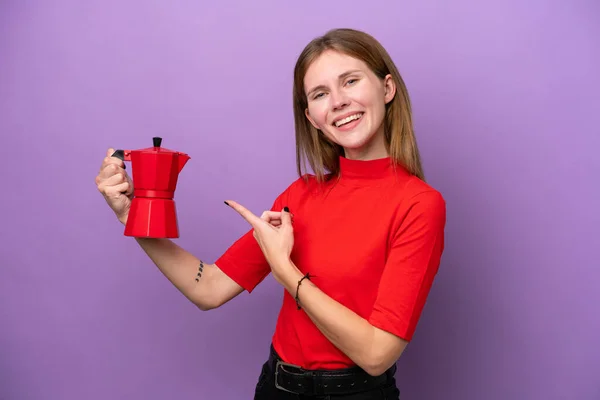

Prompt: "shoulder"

[396,176,446,223]
[278,174,313,195]
[280,173,329,196]
[406,177,445,206]
[269,173,322,208]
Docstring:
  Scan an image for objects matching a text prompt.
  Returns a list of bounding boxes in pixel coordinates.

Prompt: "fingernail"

[284,206,289,212]
[224,201,230,207]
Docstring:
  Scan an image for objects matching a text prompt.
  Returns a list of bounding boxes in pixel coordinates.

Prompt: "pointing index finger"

[224,200,262,227]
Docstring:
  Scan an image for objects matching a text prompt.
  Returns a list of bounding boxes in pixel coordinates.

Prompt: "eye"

[346,78,358,86]
[313,92,325,100]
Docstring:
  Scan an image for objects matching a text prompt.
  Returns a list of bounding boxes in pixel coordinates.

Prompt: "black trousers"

[254,345,400,400]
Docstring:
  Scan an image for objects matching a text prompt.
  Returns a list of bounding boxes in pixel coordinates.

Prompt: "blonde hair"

[292,28,425,181]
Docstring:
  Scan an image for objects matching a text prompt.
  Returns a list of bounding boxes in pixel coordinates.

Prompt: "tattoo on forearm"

[195,261,204,282]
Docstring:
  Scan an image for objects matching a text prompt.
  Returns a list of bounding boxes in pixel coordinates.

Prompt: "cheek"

[359,91,385,118]
[356,87,379,107]
[307,103,329,127]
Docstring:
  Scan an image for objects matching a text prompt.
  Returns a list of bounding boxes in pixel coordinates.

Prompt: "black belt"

[268,345,396,396]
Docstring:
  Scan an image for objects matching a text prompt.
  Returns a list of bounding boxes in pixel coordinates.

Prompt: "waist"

[267,344,396,396]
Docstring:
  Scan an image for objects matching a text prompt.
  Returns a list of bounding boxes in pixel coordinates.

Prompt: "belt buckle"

[274,360,304,394]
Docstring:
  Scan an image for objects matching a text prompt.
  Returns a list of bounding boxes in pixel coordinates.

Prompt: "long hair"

[292,28,425,182]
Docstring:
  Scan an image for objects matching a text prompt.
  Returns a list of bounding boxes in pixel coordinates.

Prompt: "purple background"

[1,1,599,399]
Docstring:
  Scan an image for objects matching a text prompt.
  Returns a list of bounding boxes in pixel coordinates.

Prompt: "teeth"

[334,113,363,127]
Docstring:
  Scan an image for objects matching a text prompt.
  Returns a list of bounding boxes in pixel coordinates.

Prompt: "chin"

[326,129,375,151]
[336,138,371,150]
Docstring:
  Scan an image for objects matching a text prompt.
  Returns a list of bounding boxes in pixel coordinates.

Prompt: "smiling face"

[303,50,396,160]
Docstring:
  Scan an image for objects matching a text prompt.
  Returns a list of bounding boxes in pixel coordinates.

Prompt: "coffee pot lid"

[135,137,179,154]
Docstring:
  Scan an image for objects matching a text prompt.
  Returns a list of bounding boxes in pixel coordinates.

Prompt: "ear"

[304,108,320,130]
[383,74,396,104]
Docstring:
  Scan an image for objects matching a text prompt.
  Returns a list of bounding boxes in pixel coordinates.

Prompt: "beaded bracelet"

[295,272,313,310]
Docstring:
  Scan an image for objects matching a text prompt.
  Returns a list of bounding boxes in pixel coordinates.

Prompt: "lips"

[332,112,364,127]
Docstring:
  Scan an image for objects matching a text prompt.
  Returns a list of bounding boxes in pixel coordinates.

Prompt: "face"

[303,50,396,160]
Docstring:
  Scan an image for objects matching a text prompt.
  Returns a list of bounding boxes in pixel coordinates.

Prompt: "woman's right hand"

[96,148,134,225]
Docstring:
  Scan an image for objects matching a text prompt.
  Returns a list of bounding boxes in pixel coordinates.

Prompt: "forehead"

[304,50,369,89]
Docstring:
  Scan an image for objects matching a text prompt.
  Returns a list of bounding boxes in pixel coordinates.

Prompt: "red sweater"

[216,156,446,370]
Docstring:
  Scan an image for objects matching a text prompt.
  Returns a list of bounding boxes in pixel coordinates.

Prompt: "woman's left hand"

[224,200,294,282]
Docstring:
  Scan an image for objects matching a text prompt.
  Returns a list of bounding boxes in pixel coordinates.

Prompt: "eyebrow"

[306,69,363,97]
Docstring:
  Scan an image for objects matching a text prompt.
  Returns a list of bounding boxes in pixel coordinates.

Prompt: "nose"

[330,89,350,111]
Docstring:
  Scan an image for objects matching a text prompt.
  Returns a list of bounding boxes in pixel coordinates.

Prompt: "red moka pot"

[111,137,190,238]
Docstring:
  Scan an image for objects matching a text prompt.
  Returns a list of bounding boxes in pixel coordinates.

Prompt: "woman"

[95,28,446,399]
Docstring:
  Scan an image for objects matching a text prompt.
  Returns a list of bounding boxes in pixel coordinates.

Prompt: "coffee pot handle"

[111,149,126,170]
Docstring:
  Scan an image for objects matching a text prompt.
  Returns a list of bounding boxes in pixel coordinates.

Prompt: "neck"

[337,155,395,184]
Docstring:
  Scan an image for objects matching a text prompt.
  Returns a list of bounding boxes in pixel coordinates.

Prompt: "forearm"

[134,238,214,310]
[298,276,376,370]
[277,262,406,376]
[277,265,377,372]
